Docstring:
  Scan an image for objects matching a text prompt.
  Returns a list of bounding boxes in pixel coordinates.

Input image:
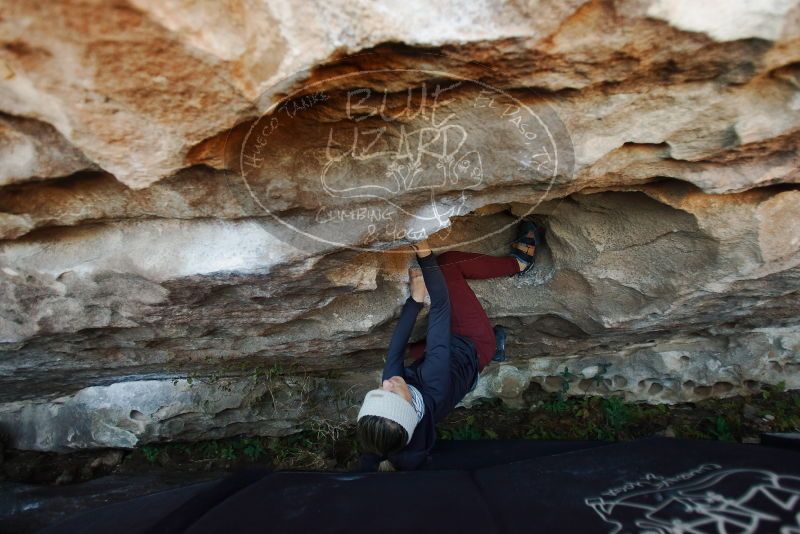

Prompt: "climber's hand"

[410,239,432,258]
[409,267,427,303]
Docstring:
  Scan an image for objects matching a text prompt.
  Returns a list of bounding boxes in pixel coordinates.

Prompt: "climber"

[357,219,545,471]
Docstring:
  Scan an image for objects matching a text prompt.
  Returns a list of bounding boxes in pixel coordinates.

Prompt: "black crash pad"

[42,438,800,534]
[475,437,800,533]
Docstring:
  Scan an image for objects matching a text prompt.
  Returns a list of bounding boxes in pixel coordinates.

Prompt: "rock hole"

[578,378,594,391]
[743,380,760,390]
[544,376,561,389]
[648,382,664,394]
[712,382,734,395]
[693,385,712,398]
[525,381,543,394]
[129,410,146,421]
[612,375,627,387]
[683,380,695,389]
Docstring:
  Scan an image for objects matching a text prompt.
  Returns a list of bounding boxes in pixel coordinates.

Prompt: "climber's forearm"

[417,252,448,308]
[382,296,423,381]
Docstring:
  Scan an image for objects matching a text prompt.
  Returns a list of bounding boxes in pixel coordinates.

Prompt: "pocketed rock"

[463,326,800,408]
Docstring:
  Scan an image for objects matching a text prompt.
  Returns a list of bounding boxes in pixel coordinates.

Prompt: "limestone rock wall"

[0,0,799,451]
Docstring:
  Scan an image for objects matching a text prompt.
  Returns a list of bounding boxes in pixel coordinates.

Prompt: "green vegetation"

[438,415,486,440]
[438,387,799,445]
[118,386,799,474]
[126,426,352,472]
[141,445,160,463]
[707,416,735,442]
[134,438,257,465]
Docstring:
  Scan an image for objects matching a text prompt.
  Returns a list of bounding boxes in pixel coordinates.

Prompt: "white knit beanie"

[357,389,418,444]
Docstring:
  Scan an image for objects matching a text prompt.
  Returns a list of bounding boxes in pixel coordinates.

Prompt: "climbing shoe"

[492,325,507,362]
[510,219,545,275]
